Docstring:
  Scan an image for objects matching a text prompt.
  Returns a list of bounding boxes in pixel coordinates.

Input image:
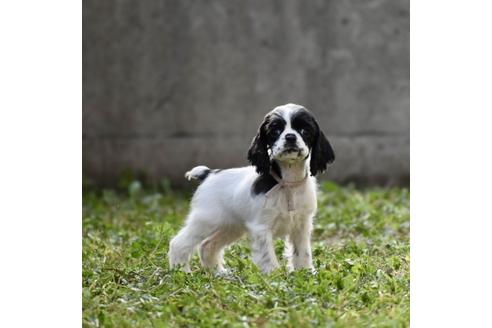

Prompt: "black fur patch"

[251,162,281,196]
[291,108,335,176]
[196,169,211,181]
[196,168,222,181]
[291,109,318,148]
[309,128,335,176]
[247,113,286,176]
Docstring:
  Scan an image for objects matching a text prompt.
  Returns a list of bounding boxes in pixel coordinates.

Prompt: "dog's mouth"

[282,147,301,155]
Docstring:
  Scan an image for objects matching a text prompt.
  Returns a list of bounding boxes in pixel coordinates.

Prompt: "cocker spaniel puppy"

[169,103,335,273]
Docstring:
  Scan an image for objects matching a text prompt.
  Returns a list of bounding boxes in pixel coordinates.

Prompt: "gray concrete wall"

[83,0,409,187]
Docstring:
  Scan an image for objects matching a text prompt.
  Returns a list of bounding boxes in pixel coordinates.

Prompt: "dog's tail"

[185,165,218,182]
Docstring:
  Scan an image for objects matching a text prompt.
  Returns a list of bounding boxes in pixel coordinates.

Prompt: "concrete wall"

[83,0,409,187]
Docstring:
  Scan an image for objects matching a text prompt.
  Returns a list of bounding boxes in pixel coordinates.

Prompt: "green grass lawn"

[83,181,409,327]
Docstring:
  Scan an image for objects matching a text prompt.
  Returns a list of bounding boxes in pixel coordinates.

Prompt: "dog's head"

[247,103,335,176]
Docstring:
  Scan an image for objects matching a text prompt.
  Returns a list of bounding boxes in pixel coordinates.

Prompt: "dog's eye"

[272,127,282,136]
[300,129,309,136]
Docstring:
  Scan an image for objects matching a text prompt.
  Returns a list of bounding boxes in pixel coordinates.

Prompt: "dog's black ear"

[247,117,270,175]
[310,124,335,176]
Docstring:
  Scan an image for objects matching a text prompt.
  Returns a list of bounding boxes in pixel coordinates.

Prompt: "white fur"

[169,104,319,273]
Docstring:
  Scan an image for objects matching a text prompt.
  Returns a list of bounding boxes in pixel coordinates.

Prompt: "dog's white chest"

[271,212,296,238]
[263,185,316,238]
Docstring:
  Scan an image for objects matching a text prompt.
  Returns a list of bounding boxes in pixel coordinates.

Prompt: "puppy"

[168,103,335,273]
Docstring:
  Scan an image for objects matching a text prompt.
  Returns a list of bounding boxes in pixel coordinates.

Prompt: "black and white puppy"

[168,103,335,273]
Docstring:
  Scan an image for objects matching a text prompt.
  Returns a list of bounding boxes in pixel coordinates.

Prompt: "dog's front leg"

[249,226,279,274]
[289,216,314,271]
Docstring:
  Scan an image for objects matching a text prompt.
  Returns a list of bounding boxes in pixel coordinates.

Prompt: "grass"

[83,180,409,327]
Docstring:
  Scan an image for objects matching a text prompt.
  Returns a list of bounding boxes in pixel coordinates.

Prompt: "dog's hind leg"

[199,228,243,272]
[168,218,212,272]
[168,227,196,272]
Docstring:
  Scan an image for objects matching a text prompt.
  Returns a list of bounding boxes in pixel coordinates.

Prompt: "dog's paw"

[215,267,232,277]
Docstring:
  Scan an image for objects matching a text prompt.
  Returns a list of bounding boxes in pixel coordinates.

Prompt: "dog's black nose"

[285,133,296,143]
